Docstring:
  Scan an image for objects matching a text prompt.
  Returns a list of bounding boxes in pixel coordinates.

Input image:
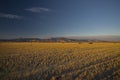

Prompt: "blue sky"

[0,0,120,38]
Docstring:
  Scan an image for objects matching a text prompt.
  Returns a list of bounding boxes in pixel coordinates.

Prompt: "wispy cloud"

[0,13,22,19]
[25,7,50,13]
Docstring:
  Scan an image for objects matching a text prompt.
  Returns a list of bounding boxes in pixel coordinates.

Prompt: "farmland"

[0,42,120,80]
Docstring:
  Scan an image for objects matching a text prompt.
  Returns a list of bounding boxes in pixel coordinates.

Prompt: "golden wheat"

[0,42,120,80]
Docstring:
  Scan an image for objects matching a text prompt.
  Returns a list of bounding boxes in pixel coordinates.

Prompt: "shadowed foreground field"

[0,42,120,80]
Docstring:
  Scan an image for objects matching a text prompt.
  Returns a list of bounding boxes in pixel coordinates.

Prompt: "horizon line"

[0,34,120,39]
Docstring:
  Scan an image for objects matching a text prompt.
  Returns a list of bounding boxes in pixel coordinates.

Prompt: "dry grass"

[0,42,120,80]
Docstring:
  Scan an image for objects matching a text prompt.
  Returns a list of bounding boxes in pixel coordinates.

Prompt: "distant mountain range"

[0,35,120,42]
[66,35,120,41]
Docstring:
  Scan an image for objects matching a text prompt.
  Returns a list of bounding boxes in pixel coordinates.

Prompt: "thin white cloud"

[0,13,22,19]
[25,7,50,13]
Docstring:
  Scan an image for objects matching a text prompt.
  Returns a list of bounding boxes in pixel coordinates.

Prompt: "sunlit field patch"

[0,42,120,80]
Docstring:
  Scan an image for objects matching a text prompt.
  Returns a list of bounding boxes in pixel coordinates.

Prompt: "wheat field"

[0,42,120,80]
